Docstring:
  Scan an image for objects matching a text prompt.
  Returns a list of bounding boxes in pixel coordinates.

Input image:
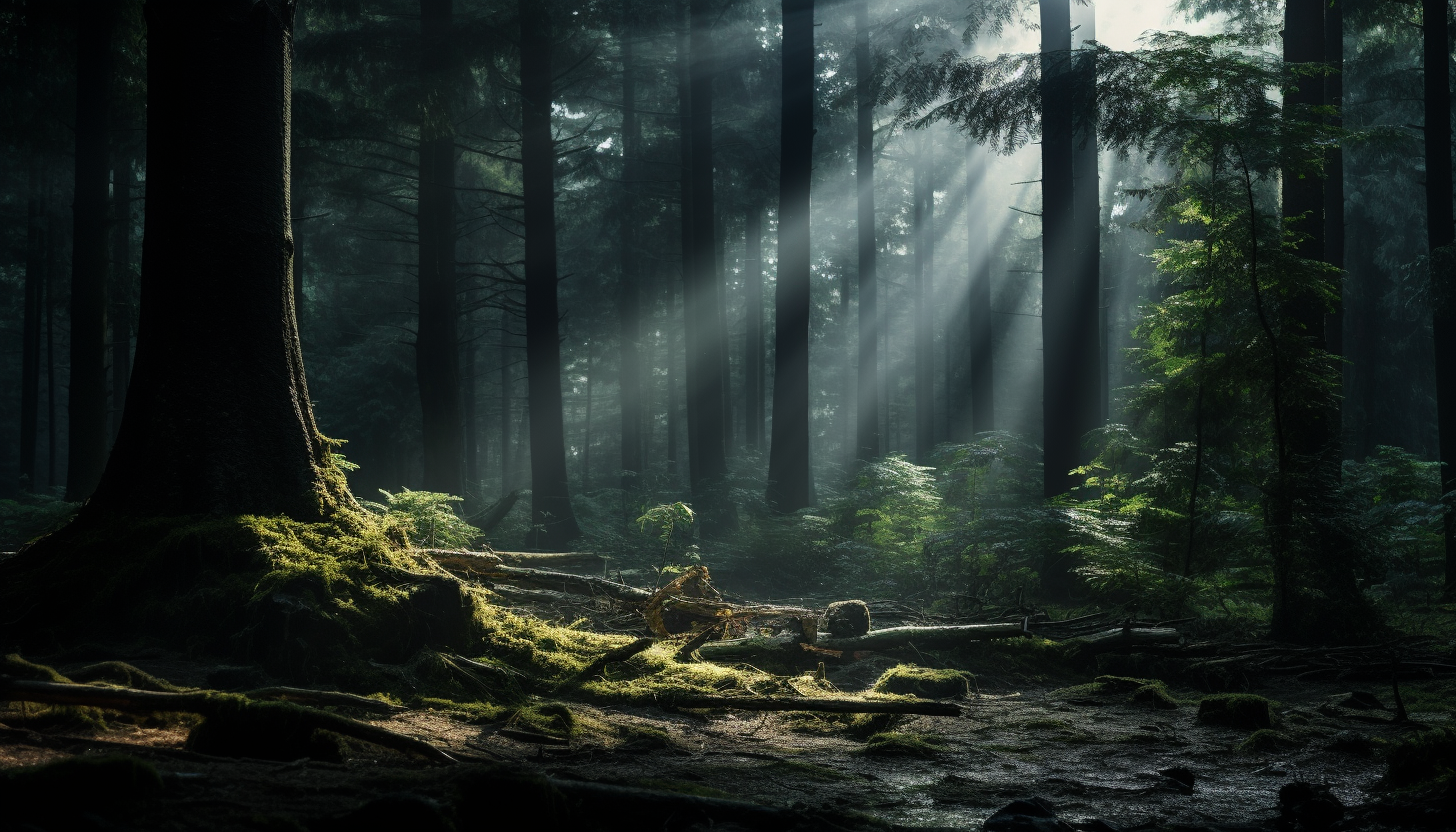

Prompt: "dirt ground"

[1,646,1442,832]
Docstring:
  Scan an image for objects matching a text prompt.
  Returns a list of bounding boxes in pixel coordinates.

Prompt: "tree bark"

[67,0,119,502]
[618,0,644,492]
[1425,0,1456,594]
[745,208,764,451]
[21,158,44,492]
[417,0,464,497]
[968,142,995,434]
[499,307,513,494]
[89,0,345,520]
[519,0,582,549]
[1073,8,1102,428]
[110,156,134,441]
[767,0,815,513]
[687,0,734,528]
[855,0,880,462]
[914,149,935,464]
[1040,0,1081,503]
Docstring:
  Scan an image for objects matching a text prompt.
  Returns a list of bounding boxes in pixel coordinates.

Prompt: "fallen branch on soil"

[466,489,520,535]
[1062,627,1182,652]
[441,562,655,605]
[665,695,961,716]
[816,622,1029,651]
[558,637,655,693]
[674,623,726,662]
[243,687,407,715]
[0,676,455,764]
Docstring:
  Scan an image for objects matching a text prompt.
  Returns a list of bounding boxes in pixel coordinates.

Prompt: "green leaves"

[361,488,479,549]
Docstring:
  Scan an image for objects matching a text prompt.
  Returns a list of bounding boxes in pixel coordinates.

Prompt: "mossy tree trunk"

[854,0,879,462]
[89,0,347,521]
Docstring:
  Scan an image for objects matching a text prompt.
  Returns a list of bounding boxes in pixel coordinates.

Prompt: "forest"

[0,0,1454,829]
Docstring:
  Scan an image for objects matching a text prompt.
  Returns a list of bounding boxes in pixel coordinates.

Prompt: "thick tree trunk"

[464,314,478,493]
[913,151,934,464]
[1040,0,1080,503]
[110,156,133,441]
[687,0,734,528]
[519,0,582,549]
[744,208,764,451]
[767,0,815,513]
[855,0,880,461]
[968,142,995,434]
[675,0,691,479]
[1073,9,1102,429]
[1324,1,1345,372]
[67,0,118,502]
[417,0,464,497]
[1425,0,1456,594]
[21,158,44,492]
[89,0,345,520]
[618,1,644,492]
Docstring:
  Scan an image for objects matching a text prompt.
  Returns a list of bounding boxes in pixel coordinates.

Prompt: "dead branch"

[0,676,455,764]
[665,695,961,716]
[816,622,1029,651]
[559,637,655,693]
[243,687,407,714]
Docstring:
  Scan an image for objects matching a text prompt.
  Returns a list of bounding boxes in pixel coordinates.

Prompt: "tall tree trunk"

[583,349,594,492]
[89,0,346,520]
[67,0,118,502]
[1325,0,1345,376]
[1073,6,1102,429]
[855,0,879,461]
[1425,0,1456,594]
[618,0,644,492]
[716,213,734,458]
[464,314,478,494]
[110,155,133,441]
[417,0,464,497]
[687,0,734,527]
[767,0,815,513]
[21,158,45,492]
[667,282,681,473]
[745,208,764,451]
[46,199,58,489]
[1040,0,1078,503]
[914,149,934,464]
[519,0,582,549]
[841,267,853,463]
[499,307,513,494]
[968,142,995,434]
[675,0,692,482]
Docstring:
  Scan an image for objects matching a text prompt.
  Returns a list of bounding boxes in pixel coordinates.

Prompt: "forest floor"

[2,635,1449,832]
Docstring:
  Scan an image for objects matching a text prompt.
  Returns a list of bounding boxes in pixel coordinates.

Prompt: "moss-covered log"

[0,676,454,763]
[665,695,961,716]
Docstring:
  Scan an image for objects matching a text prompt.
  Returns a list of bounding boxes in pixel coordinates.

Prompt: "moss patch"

[861,732,946,757]
[1131,683,1180,710]
[872,665,974,699]
[1198,694,1273,730]
[1238,729,1295,754]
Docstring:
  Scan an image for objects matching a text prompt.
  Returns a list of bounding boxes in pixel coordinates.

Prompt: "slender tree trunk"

[841,267,853,464]
[417,0,464,497]
[464,314,478,494]
[968,142,994,434]
[67,0,118,502]
[46,200,57,489]
[1325,0,1345,371]
[110,156,133,441]
[618,1,644,492]
[855,0,879,461]
[716,213,733,458]
[767,0,815,513]
[668,282,681,472]
[519,0,582,548]
[583,349,594,492]
[89,0,346,520]
[675,0,692,483]
[687,0,734,527]
[745,208,764,450]
[1040,0,1078,502]
[499,307,513,494]
[21,158,45,492]
[1425,0,1456,594]
[914,150,935,464]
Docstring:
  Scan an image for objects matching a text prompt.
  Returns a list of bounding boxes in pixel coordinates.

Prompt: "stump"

[825,600,871,638]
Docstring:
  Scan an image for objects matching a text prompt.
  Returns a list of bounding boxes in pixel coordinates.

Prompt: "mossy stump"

[825,600,871,637]
[873,665,973,699]
[1198,694,1273,730]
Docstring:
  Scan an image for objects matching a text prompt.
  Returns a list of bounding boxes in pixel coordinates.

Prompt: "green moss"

[860,732,945,757]
[1131,684,1180,710]
[629,779,735,799]
[1092,675,1155,693]
[1383,728,1456,790]
[1198,693,1273,730]
[416,698,504,724]
[1020,717,1073,731]
[614,724,678,752]
[0,509,480,682]
[67,661,190,692]
[872,665,973,699]
[846,712,901,739]
[510,702,576,737]
[3,653,71,682]
[1238,729,1294,754]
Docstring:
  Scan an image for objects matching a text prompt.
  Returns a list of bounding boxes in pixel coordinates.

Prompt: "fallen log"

[1062,627,1181,653]
[466,489,520,536]
[244,686,407,715]
[443,563,654,605]
[0,676,455,764]
[815,622,1028,652]
[666,695,961,716]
